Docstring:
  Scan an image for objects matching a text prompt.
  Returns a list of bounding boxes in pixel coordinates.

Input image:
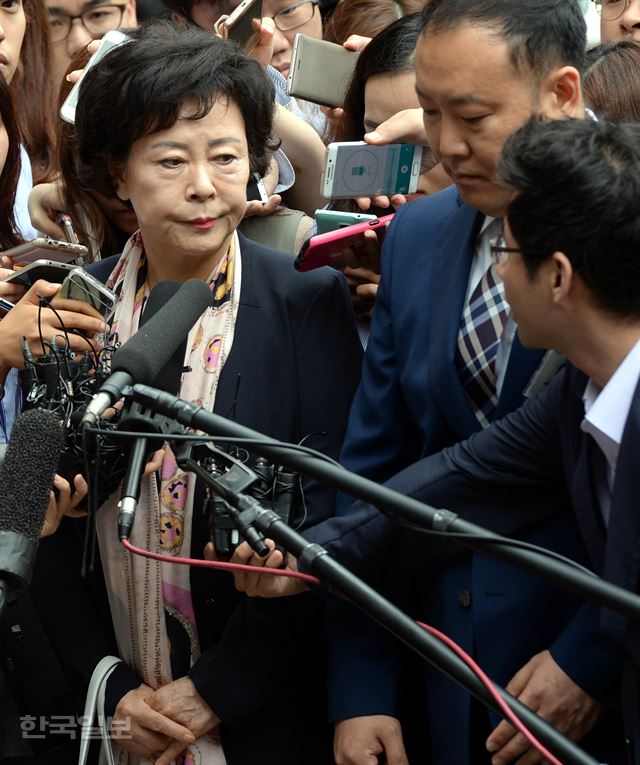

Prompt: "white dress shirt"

[580,338,640,526]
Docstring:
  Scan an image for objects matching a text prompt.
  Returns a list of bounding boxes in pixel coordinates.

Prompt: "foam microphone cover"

[140,282,185,396]
[111,279,212,388]
[0,409,64,584]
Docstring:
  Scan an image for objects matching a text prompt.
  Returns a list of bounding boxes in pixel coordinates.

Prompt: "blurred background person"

[595,0,640,41]
[584,39,640,121]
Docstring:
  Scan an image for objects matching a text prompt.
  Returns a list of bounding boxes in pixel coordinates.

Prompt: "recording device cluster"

[17,278,301,559]
[185,442,300,556]
[19,309,131,508]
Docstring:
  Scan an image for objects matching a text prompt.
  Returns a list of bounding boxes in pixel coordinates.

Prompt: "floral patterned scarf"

[95,230,242,765]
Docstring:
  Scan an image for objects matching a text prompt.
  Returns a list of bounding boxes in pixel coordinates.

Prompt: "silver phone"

[2,238,88,265]
[287,35,360,108]
[55,269,116,319]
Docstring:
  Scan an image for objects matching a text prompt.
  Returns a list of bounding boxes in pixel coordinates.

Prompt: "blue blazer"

[323,188,622,761]
[315,364,633,762]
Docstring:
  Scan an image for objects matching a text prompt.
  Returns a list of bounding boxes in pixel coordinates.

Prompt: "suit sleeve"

[319,371,576,721]
[336,210,424,515]
[189,268,362,727]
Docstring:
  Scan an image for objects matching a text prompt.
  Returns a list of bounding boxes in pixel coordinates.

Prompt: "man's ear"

[550,251,574,304]
[538,66,583,119]
[123,0,138,27]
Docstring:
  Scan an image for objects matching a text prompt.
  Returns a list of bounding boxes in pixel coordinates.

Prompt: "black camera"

[201,452,300,557]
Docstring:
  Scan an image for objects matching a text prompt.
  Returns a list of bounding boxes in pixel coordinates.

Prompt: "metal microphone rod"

[215,491,598,765]
[130,383,640,623]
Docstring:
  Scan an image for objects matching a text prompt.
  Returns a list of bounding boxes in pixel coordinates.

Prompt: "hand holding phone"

[1,238,88,266]
[55,269,116,319]
[217,0,263,48]
[322,141,423,199]
[295,213,393,271]
[60,31,132,124]
[0,281,107,373]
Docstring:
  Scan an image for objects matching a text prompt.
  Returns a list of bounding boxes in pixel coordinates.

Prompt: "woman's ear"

[107,159,130,201]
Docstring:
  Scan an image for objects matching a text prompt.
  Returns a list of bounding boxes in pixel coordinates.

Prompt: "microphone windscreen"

[139,281,180,328]
[0,409,65,540]
[111,279,212,386]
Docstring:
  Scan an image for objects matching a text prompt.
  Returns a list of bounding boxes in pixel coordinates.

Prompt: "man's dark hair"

[420,0,586,82]
[500,117,640,319]
[75,21,277,201]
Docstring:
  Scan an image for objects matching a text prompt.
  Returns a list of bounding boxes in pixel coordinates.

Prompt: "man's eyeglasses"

[592,0,631,21]
[271,0,318,32]
[490,236,522,266]
[47,3,128,43]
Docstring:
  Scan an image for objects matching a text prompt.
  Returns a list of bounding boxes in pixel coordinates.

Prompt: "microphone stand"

[187,464,598,765]
[121,384,640,765]
[130,383,640,622]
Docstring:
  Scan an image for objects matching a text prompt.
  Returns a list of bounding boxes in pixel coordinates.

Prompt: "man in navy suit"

[302,115,640,764]
[322,1,624,763]
[231,2,624,762]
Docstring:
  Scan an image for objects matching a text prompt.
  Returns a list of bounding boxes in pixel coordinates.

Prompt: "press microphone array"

[115,280,198,540]
[81,278,212,427]
[0,409,64,617]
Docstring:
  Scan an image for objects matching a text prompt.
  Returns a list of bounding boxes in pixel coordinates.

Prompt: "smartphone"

[295,214,394,272]
[287,35,360,108]
[322,141,423,199]
[246,172,269,203]
[1,260,80,287]
[2,238,88,266]
[55,269,116,318]
[59,31,132,124]
[314,209,377,235]
[221,0,263,48]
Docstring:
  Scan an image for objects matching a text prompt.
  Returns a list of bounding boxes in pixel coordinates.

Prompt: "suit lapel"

[428,200,485,438]
[494,335,545,419]
[214,238,270,421]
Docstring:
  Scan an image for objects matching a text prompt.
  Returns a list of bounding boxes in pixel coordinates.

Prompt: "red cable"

[120,537,320,585]
[417,621,562,765]
[121,538,563,764]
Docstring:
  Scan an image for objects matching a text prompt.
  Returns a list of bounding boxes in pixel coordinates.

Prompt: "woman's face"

[263,0,322,77]
[0,0,26,84]
[113,97,250,278]
[363,70,420,134]
[364,68,452,197]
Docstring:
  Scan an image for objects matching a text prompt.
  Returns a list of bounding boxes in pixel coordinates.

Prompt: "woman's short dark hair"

[0,76,23,250]
[584,40,640,124]
[75,21,277,201]
[500,117,640,319]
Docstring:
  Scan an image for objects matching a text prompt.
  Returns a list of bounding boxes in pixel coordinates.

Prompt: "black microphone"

[0,409,64,617]
[117,281,189,540]
[81,278,212,427]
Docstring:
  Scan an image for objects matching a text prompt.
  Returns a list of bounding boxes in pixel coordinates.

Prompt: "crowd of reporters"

[1,0,640,763]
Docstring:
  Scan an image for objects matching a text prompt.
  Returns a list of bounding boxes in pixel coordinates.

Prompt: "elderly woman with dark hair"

[30,20,361,765]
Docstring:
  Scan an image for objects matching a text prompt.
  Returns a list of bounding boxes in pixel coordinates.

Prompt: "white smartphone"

[287,35,360,108]
[55,269,116,319]
[60,30,132,125]
[2,260,80,286]
[221,0,263,48]
[2,238,88,265]
[322,141,423,199]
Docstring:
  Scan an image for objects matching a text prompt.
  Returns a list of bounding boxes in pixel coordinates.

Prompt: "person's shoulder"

[85,255,120,284]
[394,185,461,225]
[240,234,342,293]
